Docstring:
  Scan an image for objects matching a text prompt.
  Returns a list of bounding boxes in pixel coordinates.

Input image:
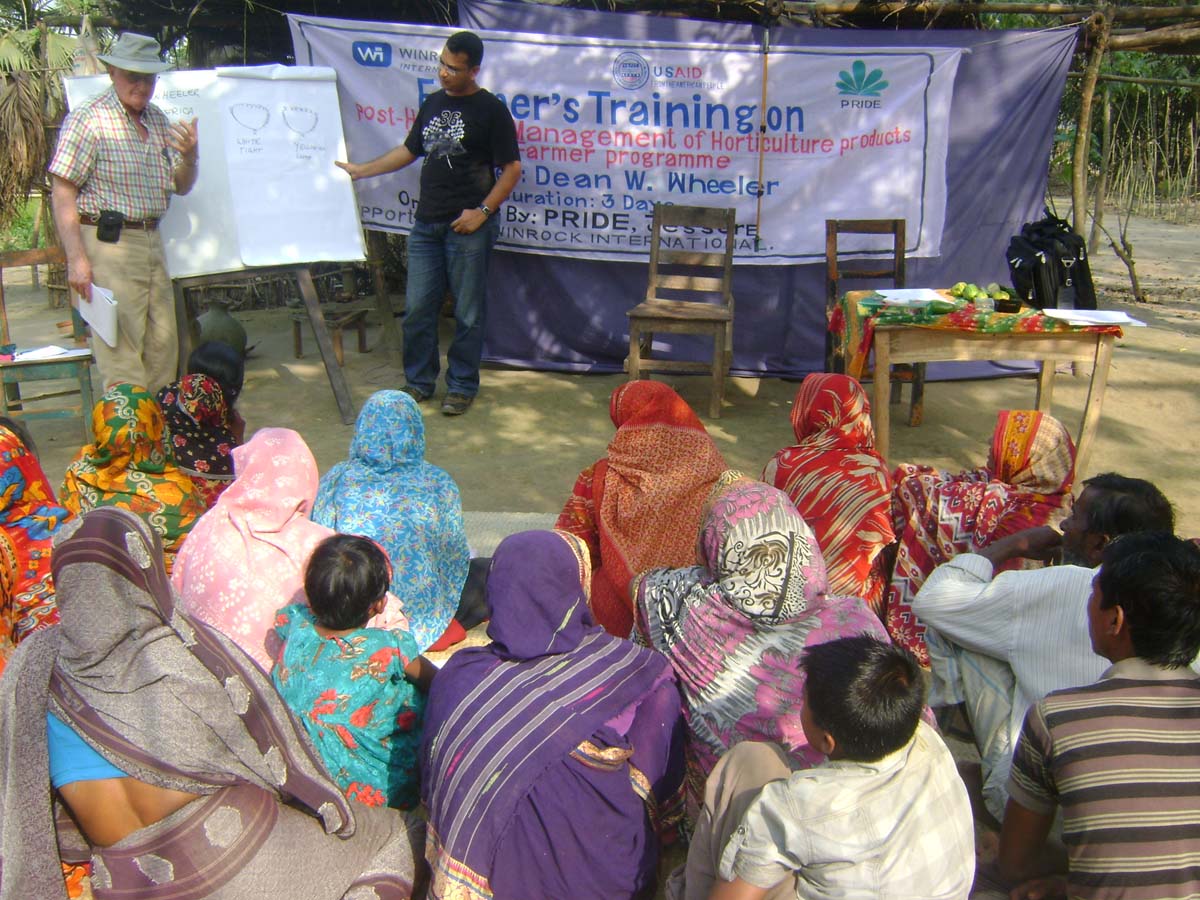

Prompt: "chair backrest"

[646,203,735,309]
[825,218,906,307]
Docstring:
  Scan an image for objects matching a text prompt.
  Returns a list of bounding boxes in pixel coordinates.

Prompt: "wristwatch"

[478,204,492,217]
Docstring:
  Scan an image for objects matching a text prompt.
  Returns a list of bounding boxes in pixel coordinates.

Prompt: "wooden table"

[870,324,1116,478]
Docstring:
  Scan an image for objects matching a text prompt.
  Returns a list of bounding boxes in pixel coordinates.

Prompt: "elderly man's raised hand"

[168,118,199,163]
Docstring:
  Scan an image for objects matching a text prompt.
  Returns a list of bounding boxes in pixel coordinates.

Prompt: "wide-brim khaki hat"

[99,33,171,74]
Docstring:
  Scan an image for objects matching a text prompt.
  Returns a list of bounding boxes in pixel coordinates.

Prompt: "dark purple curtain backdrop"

[459,0,1076,377]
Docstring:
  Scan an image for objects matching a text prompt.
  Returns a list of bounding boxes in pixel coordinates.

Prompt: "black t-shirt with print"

[403,88,520,224]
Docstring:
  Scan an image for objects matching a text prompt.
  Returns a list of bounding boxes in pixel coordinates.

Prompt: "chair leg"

[908,363,926,427]
[628,322,642,380]
[710,327,726,418]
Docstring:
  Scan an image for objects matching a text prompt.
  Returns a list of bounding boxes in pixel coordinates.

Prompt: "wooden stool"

[292,307,369,367]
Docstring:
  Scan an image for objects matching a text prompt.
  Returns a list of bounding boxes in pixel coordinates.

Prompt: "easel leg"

[295,267,355,425]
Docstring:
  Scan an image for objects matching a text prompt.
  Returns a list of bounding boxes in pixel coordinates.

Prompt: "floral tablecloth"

[829,290,1124,379]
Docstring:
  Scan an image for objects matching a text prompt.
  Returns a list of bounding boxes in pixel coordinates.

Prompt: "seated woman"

[172,428,408,672]
[0,507,423,899]
[762,373,894,616]
[556,381,727,637]
[635,477,890,810]
[0,418,69,675]
[883,409,1076,666]
[60,383,206,574]
[156,341,246,507]
[422,529,685,900]
[311,390,469,652]
[273,534,425,810]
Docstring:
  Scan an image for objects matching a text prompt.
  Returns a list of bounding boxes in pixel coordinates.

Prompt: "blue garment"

[47,712,126,788]
[271,604,424,809]
[311,390,470,650]
[403,215,499,397]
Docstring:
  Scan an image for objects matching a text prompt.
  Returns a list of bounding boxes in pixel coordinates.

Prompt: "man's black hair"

[187,340,245,404]
[446,31,483,68]
[1097,531,1200,668]
[304,534,391,631]
[801,635,925,762]
[1081,473,1174,537]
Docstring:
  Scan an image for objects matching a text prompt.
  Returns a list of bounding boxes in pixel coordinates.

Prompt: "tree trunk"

[1089,86,1113,254]
[1073,11,1112,236]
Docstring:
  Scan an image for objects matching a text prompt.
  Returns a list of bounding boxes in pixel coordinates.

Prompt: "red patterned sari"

[883,409,1076,666]
[762,374,893,615]
[556,381,727,636]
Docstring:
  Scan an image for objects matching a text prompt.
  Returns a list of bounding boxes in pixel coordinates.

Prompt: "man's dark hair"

[801,635,926,762]
[1097,531,1200,668]
[187,340,245,404]
[304,534,391,631]
[446,31,483,68]
[1081,473,1174,537]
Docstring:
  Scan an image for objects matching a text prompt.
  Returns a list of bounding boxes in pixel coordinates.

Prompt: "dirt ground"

[7,205,1198,538]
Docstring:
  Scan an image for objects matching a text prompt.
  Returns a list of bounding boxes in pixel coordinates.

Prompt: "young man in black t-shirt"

[337,31,521,416]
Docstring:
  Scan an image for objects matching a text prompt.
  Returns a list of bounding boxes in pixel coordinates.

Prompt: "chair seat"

[628,299,733,322]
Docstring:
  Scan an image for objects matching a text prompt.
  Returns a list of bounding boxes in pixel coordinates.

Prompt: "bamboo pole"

[1072,11,1111,236]
[1088,86,1112,255]
[1109,25,1200,50]
[795,1,1200,22]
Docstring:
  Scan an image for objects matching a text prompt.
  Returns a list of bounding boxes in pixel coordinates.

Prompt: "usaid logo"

[353,41,392,67]
[612,52,649,90]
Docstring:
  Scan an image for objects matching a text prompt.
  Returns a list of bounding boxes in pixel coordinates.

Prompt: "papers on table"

[875,288,943,308]
[1042,309,1146,327]
[12,346,92,361]
[79,284,119,347]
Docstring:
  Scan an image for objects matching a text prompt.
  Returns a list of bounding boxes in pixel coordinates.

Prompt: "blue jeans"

[403,216,499,397]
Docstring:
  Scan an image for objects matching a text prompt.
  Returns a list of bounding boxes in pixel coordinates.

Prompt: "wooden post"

[367,230,403,367]
[1088,85,1113,254]
[1072,10,1112,236]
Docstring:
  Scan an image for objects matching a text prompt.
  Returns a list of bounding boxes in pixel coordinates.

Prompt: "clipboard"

[80,284,118,347]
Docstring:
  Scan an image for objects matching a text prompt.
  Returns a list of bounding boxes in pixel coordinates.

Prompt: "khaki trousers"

[80,224,178,393]
[668,742,798,900]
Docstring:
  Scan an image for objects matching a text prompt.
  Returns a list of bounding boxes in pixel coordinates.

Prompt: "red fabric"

[556,382,727,636]
[762,374,893,615]
[427,618,467,653]
[883,410,1076,665]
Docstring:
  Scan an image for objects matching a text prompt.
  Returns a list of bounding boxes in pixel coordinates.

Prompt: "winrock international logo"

[836,60,888,96]
[352,41,392,67]
[612,51,650,90]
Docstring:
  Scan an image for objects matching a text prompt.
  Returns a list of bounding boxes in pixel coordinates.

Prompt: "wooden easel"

[172,264,357,425]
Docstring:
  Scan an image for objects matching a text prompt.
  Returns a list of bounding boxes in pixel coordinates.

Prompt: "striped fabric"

[49,87,176,219]
[1009,658,1200,899]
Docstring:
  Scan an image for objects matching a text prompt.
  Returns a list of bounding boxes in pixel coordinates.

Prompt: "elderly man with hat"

[50,32,199,393]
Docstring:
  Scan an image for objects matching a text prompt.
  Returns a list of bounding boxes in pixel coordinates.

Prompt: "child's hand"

[1009,874,1067,900]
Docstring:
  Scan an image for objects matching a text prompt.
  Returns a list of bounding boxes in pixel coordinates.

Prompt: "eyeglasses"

[438,56,467,76]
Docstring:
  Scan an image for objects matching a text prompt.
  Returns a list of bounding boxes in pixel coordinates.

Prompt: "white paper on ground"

[79,284,119,347]
[1043,308,1147,327]
[876,288,943,306]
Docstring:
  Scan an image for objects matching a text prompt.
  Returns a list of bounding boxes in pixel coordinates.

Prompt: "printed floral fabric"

[272,603,424,809]
[762,374,894,615]
[311,391,468,651]
[156,374,239,508]
[555,381,727,637]
[60,383,205,574]
[883,409,1076,666]
[832,290,1123,382]
[635,478,889,811]
[0,425,69,675]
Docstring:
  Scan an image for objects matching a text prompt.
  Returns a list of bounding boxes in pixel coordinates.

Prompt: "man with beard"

[910,473,1174,822]
[337,31,520,417]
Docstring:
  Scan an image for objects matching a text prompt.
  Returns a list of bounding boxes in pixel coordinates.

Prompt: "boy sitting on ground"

[999,531,1200,900]
[672,634,974,900]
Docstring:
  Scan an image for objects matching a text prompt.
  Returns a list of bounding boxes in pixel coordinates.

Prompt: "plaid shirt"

[49,87,177,220]
[719,722,975,898]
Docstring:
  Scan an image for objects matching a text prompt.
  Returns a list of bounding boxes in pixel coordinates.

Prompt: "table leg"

[1074,335,1114,481]
[295,267,355,425]
[872,336,892,462]
[1036,360,1055,411]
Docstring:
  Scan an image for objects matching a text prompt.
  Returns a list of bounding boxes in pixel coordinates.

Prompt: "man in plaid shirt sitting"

[50,32,199,393]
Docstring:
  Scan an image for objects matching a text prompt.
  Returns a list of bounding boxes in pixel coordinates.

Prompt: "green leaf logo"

[836,60,889,96]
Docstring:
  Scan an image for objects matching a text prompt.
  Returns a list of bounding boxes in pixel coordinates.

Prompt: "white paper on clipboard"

[80,284,118,347]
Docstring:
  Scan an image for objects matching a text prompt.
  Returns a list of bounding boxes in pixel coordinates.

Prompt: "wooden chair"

[825,218,925,427]
[0,248,94,441]
[627,203,735,418]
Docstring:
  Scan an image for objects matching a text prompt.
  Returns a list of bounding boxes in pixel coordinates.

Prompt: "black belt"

[79,213,160,230]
